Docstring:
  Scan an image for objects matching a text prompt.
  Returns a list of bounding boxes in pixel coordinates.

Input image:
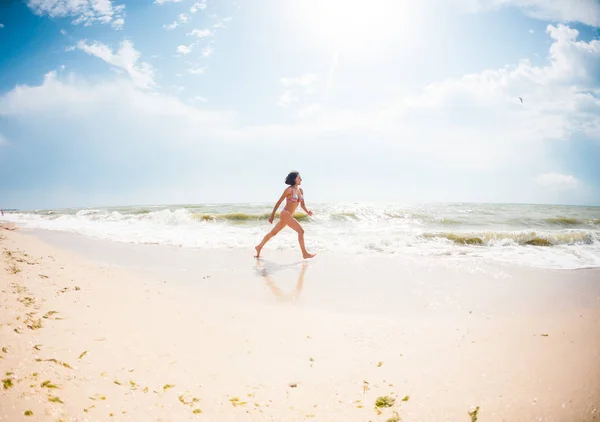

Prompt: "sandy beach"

[1,223,599,421]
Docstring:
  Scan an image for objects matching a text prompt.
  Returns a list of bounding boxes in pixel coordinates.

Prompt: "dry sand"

[1,223,599,421]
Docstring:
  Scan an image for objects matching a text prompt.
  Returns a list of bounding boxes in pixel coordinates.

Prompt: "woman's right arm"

[269,188,290,223]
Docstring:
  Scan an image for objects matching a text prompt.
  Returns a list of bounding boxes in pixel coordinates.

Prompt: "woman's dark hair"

[285,171,299,186]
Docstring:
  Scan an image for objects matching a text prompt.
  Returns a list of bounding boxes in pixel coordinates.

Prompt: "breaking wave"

[3,202,600,269]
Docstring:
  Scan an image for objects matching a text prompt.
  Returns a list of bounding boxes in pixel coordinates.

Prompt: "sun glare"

[297,0,412,50]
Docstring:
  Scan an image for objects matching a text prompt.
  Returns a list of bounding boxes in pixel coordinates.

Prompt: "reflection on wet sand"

[256,260,309,303]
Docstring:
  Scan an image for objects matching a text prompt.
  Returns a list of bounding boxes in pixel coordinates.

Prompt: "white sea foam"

[3,203,600,270]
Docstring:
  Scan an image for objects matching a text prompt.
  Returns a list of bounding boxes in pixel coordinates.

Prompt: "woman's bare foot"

[303,252,316,259]
[255,245,262,258]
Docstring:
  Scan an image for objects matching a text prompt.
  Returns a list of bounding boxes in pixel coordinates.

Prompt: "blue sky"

[0,0,599,210]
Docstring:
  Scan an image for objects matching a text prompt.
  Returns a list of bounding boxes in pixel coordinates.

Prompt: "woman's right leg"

[280,211,315,259]
[255,220,286,257]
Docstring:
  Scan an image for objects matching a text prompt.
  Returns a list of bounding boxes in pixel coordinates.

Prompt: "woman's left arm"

[300,189,313,216]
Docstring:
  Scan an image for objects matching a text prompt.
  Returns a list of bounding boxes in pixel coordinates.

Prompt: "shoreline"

[20,228,600,319]
[1,224,599,421]
[4,200,600,272]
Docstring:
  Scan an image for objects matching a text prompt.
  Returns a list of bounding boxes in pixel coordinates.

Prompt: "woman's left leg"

[255,220,287,257]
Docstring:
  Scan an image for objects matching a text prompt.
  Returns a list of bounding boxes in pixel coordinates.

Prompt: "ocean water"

[3,203,600,270]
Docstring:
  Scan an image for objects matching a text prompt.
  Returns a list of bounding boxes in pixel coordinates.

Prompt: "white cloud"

[529,29,534,34]
[188,66,207,75]
[164,13,191,30]
[76,40,156,89]
[190,1,206,13]
[0,24,598,205]
[177,45,192,55]
[370,24,600,170]
[112,17,124,29]
[326,50,340,93]
[0,71,230,123]
[188,28,211,38]
[202,45,214,57]
[194,95,208,102]
[296,104,322,119]
[60,28,67,34]
[24,24,600,158]
[0,75,234,147]
[277,90,299,107]
[213,16,232,29]
[0,132,8,146]
[154,0,183,4]
[281,73,318,89]
[278,73,319,107]
[462,0,600,27]
[26,0,126,29]
[536,172,581,189]
[546,24,600,85]
[164,21,178,30]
